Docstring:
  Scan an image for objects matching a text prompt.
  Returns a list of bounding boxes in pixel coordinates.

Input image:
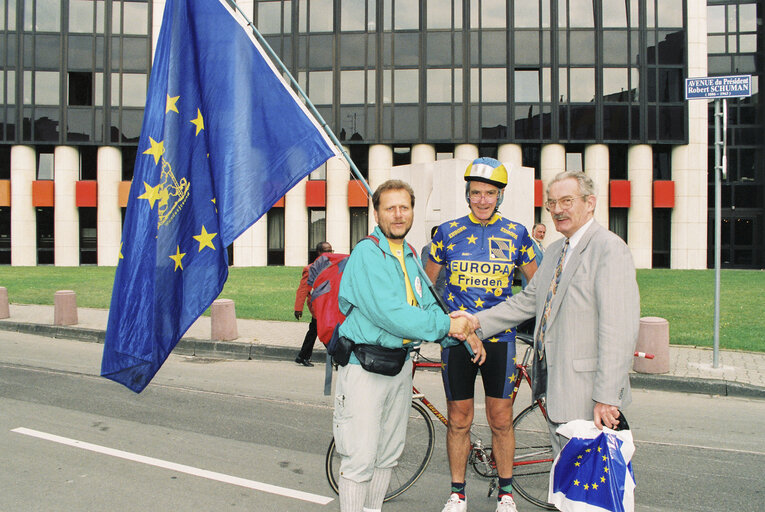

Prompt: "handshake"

[447,311,485,365]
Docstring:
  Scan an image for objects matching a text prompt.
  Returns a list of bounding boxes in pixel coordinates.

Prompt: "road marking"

[12,427,334,505]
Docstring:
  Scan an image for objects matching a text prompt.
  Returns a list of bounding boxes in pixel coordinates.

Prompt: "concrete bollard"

[54,290,78,326]
[0,287,9,319]
[211,298,238,341]
[633,316,670,374]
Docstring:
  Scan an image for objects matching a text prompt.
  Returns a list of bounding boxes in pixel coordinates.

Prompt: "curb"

[1,320,763,399]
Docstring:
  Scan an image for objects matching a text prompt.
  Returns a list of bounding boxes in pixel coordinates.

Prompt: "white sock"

[363,467,392,511]
[339,476,368,512]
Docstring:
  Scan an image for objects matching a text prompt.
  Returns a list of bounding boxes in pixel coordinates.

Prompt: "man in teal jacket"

[333,179,485,512]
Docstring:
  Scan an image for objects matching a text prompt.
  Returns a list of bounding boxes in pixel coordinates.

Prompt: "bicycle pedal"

[487,479,497,497]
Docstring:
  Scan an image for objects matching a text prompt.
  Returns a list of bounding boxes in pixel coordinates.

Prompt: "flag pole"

[229,1,373,197]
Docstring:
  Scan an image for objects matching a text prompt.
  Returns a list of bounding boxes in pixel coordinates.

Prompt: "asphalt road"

[1,332,763,511]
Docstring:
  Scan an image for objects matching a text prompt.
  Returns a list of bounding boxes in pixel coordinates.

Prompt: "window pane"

[394,33,420,65]
[310,0,333,31]
[739,4,757,32]
[341,0,366,31]
[427,0,452,29]
[340,70,365,104]
[569,68,594,102]
[121,73,147,107]
[394,69,419,103]
[740,34,756,53]
[35,71,59,104]
[515,31,540,65]
[427,68,452,103]
[602,0,627,27]
[67,108,93,141]
[120,108,143,142]
[515,0,539,28]
[69,0,94,32]
[35,107,59,141]
[340,34,368,66]
[657,0,683,27]
[426,105,452,139]
[122,1,148,35]
[308,35,333,67]
[427,32,453,65]
[707,6,725,33]
[603,68,629,100]
[258,1,283,35]
[122,38,148,70]
[481,31,506,65]
[35,35,61,68]
[480,68,505,103]
[707,35,725,54]
[569,31,594,64]
[36,0,60,31]
[394,0,419,30]
[569,0,594,27]
[603,31,628,65]
[481,0,505,28]
[309,71,333,104]
[515,70,539,102]
[68,35,94,68]
[38,153,54,179]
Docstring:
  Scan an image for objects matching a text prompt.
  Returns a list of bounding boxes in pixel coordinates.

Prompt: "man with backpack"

[294,241,334,367]
[333,179,485,512]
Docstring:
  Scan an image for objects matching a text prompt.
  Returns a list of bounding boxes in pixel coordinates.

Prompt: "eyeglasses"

[544,195,587,211]
[469,189,499,202]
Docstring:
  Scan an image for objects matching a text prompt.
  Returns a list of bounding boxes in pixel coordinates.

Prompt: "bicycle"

[325,333,558,509]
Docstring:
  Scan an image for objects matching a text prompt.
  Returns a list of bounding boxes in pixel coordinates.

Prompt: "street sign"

[685,75,752,99]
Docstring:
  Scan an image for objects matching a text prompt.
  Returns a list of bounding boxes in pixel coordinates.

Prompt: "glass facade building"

[0,0,762,268]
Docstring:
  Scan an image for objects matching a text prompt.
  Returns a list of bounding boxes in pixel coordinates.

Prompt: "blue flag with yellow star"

[550,420,636,512]
[101,0,337,392]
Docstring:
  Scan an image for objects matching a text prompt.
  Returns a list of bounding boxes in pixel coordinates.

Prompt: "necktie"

[536,239,569,359]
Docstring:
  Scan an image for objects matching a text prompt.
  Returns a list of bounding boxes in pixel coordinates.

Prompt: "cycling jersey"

[429,212,536,343]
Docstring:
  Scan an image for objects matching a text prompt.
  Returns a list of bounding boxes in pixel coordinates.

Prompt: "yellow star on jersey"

[193,225,217,252]
[592,482,599,490]
[449,221,459,228]
[166,94,180,114]
[137,181,162,209]
[573,480,580,486]
[447,292,454,302]
[583,484,589,490]
[520,245,530,256]
[506,222,517,231]
[446,243,455,251]
[433,253,442,263]
[435,240,444,250]
[600,476,606,483]
[474,297,484,308]
[484,286,494,294]
[169,245,186,271]
[143,137,165,164]
[459,284,468,292]
[574,462,581,467]
[603,467,609,473]
[190,108,205,136]
[466,234,478,244]
[489,337,498,343]
[458,305,467,311]
[508,373,515,382]
[602,455,608,461]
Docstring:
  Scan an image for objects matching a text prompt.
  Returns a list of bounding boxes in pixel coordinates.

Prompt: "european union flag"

[101,0,337,392]
[550,420,636,512]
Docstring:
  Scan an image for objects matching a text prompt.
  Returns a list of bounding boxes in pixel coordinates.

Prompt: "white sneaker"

[495,494,518,512]
[441,493,467,512]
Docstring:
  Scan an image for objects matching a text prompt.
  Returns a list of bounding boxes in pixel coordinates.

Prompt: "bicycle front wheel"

[512,403,556,510]
[325,400,436,502]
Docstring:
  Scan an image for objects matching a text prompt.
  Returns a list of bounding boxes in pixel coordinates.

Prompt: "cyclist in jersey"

[426,157,538,512]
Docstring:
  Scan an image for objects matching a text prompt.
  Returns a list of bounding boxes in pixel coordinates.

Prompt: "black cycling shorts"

[441,340,518,401]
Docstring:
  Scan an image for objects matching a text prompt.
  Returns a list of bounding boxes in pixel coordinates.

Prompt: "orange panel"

[32,180,55,207]
[653,180,675,208]
[534,179,543,207]
[348,180,369,207]
[305,180,326,207]
[76,181,98,207]
[609,180,631,208]
[118,181,132,208]
[0,180,10,207]
[272,196,285,208]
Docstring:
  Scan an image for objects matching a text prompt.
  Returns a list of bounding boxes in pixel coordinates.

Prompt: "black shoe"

[295,357,314,367]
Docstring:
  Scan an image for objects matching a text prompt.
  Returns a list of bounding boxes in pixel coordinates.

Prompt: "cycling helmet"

[464,157,508,207]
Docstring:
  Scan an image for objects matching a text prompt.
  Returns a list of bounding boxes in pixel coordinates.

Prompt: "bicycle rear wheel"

[512,403,556,510]
[325,400,436,502]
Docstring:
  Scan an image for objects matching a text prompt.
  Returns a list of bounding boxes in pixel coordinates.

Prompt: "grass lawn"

[0,266,761,352]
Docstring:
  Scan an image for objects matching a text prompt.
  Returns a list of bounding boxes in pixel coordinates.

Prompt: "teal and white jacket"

[338,226,457,365]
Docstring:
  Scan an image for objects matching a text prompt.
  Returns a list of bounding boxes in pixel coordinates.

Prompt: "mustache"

[553,214,568,221]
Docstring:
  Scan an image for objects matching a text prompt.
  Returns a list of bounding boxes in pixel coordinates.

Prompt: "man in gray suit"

[463,170,640,454]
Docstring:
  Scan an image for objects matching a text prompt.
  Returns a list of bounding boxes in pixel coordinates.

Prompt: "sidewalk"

[1,303,763,398]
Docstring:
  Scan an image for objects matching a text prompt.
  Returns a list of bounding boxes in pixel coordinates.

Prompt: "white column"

[453,144,478,162]
[233,216,267,267]
[54,146,79,266]
[498,143,523,171]
[367,145,392,230]
[326,152,350,254]
[284,176,308,266]
[411,144,436,164]
[627,145,653,268]
[584,144,610,228]
[540,144,566,243]
[672,0,708,269]
[97,146,122,266]
[10,146,36,266]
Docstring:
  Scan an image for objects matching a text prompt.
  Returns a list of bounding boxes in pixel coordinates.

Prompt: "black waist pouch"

[330,330,355,367]
[353,344,408,376]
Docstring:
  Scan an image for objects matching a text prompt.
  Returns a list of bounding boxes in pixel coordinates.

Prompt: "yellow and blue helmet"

[464,157,508,189]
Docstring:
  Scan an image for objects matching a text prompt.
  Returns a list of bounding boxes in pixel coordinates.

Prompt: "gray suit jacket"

[474,221,640,423]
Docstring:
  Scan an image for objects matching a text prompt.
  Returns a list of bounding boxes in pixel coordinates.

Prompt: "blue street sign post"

[686,75,752,368]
